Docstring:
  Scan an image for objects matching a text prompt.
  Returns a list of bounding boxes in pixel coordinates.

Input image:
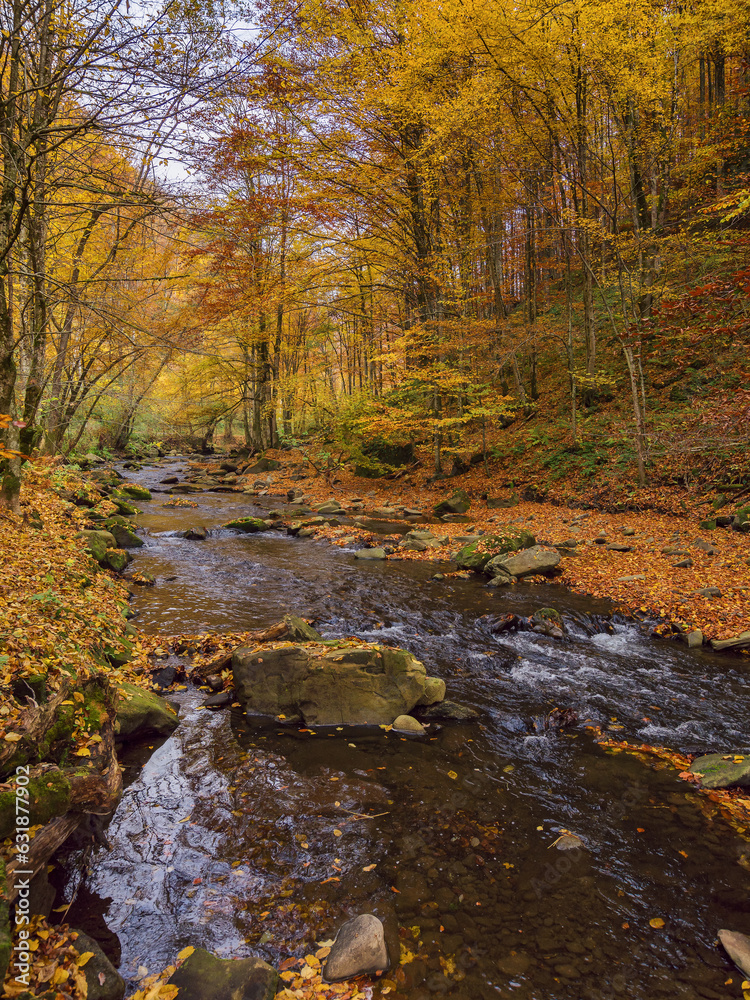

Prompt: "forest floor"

[261,448,750,646]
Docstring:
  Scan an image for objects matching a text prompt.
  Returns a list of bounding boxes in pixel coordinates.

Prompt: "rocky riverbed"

[8,455,750,1000]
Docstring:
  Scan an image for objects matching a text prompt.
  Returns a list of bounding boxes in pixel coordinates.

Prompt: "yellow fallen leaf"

[74,691,85,702]
[333,829,342,837]
[177,946,195,961]
[75,747,91,757]
[447,770,458,780]
[3,733,21,742]
[77,951,95,966]
[362,864,377,872]
[51,966,70,985]
[649,917,665,929]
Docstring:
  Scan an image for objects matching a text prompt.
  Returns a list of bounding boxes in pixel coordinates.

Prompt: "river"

[53,460,750,1000]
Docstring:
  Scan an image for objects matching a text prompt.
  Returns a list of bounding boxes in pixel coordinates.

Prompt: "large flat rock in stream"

[232,643,436,725]
[169,948,277,1000]
[689,753,750,788]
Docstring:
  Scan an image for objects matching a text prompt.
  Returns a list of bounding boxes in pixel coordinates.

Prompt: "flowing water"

[54,461,750,1000]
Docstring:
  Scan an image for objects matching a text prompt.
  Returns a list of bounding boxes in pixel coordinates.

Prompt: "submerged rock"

[232,643,432,726]
[323,914,390,982]
[184,526,208,540]
[169,947,277,1000]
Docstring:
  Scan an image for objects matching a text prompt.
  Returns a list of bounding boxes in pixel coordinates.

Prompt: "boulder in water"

[530,607,565,637]
[486,545,561,579]
[354,547,386,560]
[689,753,750,788]
[184,526,208,540]
[455,529,535,571]
[232,643,431,726]
[323,914,390,982]
[223,517,270,533]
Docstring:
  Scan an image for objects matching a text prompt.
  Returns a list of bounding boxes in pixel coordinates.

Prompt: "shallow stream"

[54,461,750,1000]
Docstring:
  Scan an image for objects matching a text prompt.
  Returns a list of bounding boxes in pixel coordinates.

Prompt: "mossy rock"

[76,529,117,563]
[101,637,134,666]
[106,548,132,572]
[110,496,138,515]
[115,682,179,741]
[223,517,270,533]
[283,615,324,642]
[0,770,72,839]
[698,518,717,530]
[434,490,470,515]
[455,529,536,571]
[117,483,151,501]
[102,521,143,548]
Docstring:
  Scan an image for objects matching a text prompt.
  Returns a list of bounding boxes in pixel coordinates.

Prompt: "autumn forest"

[1,0,749,502]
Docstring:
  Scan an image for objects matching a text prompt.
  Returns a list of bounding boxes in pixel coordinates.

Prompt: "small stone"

[685,630,703,648]
[323,914,390,982]
[184,526,208,540]
[617,574,646,582]
[354,547,387,560]
[621,527,636,536]
[673,558,693,568]
[606,543,632,552]
[696,586,721,597]
[392,714,426,735]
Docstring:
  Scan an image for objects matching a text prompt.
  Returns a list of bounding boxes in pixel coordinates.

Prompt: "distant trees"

[176,0,749,481]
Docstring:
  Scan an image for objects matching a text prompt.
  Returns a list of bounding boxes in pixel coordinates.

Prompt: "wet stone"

[323,914,390,982]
